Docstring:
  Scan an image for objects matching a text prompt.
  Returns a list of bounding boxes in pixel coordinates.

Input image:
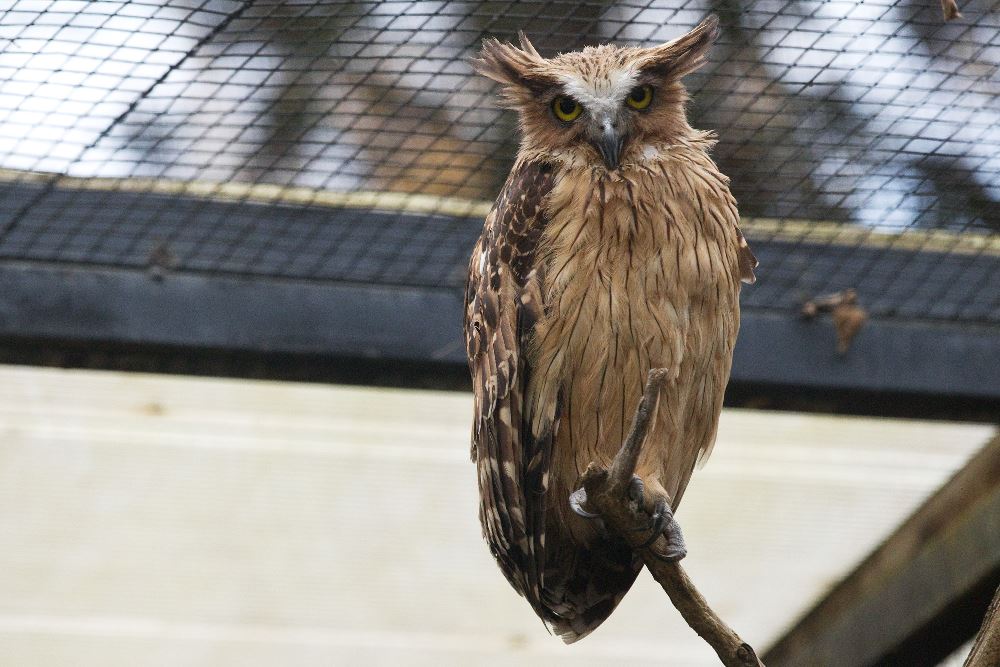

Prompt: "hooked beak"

[594,120,624,171]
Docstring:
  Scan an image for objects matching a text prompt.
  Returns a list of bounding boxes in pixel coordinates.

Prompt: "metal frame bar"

[0,262,997,419]
[764,434,1000,666]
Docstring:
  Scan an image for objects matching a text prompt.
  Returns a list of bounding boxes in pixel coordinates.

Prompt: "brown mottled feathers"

[465,160,649,643]
[466,16,756,644]
[465,159,557,608]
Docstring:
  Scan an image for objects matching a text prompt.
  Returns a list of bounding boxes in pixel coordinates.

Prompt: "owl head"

[474,16,719,171]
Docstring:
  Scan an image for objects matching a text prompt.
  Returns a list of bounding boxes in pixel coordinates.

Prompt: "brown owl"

[464,15,757,642]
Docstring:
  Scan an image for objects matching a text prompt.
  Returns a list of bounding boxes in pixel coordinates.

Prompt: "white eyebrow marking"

[559,69,637,115]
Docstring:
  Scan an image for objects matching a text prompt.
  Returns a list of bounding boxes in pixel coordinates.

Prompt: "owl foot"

[569,487,611,538]
[569,487,599,518]
[628,475,686,561]
[573,479,648,520]
[643,497,687,561]
[627,474,647,503]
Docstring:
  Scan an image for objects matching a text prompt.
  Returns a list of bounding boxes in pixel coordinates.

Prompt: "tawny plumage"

[464,15,757,643]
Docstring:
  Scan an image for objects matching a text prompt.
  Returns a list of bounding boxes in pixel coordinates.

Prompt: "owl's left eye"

[552,96,583,122]
[626,85,654,110]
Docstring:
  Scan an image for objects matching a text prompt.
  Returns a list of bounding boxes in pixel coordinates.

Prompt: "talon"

[632,495,687,561]
[627,475,645,503]
[657,506,687,562]
[652,540,687,563]
[569,487,599,518]
[637,497,670,548]
[649,497,669,532]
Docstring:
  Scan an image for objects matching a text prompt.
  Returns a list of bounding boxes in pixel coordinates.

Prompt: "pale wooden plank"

[0,365,992,666]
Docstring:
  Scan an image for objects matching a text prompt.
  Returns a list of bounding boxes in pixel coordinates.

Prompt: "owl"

[464,15,757,642]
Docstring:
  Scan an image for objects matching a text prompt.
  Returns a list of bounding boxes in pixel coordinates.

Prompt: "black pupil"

[558,98,576,115]
[631,87,646,101]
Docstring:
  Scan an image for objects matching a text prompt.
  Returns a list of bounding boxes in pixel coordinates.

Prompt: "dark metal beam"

[0,261,464,362]
[764,434,1000,667]
[0,261,997,419]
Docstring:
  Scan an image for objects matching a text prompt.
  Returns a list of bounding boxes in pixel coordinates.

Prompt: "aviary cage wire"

[0,0,997,326]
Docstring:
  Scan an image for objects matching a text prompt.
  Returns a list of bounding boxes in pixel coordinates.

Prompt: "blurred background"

[0,1,998,665]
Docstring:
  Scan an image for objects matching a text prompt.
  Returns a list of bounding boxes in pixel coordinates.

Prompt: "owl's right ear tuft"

[473,35,555,95]
[637,15,720,80]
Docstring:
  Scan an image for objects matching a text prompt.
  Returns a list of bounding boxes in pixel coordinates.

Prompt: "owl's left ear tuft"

[517,31,541,59]
[473,34,556,96]
[637,15,720,80]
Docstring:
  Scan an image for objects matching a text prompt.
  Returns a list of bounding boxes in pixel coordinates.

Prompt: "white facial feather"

[558,69,637,117]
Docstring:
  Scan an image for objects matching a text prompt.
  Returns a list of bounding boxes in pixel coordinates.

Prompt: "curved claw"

[637,497,670,548]
[656,507,688,562]
[634,496,687,561]
[569,487,600,519]
[651,542,687,562]
[627,475,645,503]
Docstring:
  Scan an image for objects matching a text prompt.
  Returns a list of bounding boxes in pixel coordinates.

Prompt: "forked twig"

[579,368,764,667]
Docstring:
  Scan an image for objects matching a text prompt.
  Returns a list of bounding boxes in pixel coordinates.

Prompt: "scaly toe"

[657,510,687,562]
[569,487,600,519]
[627,475,646,503]
[637,497,670,548]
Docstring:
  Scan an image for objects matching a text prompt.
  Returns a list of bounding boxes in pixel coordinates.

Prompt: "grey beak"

[595,121,623,171]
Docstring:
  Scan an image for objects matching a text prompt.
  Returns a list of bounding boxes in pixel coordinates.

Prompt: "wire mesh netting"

[1,0,998,324]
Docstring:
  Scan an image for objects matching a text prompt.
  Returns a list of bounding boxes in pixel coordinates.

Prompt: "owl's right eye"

[552,96,582,122]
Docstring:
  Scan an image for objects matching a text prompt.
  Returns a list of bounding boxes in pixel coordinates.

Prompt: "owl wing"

[465,159,557,609]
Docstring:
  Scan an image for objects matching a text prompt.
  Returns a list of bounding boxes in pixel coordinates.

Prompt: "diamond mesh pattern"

[1,0,998,323]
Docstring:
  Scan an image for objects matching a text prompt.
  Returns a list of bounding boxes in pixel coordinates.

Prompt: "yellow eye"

[626,85,653,110]
[552,96,582,122]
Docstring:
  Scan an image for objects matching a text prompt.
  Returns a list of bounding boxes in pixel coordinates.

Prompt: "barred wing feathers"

[464,159,558,617]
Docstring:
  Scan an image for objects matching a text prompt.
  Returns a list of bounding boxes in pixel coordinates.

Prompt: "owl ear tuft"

[474,34,556,94]
[637,15,720,80]
[517,31,541,59]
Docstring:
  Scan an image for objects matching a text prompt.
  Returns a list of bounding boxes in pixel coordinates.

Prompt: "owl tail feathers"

[530,535,644,643]
[546,598,618,644]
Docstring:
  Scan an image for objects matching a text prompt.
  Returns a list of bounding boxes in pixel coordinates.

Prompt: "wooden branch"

[965,585,1000,667]
[579,368,764,667]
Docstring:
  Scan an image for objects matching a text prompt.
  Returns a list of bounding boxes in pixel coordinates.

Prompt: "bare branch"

[965,585,1000,667]
[580,368,764,667]
[605,367,670,494]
